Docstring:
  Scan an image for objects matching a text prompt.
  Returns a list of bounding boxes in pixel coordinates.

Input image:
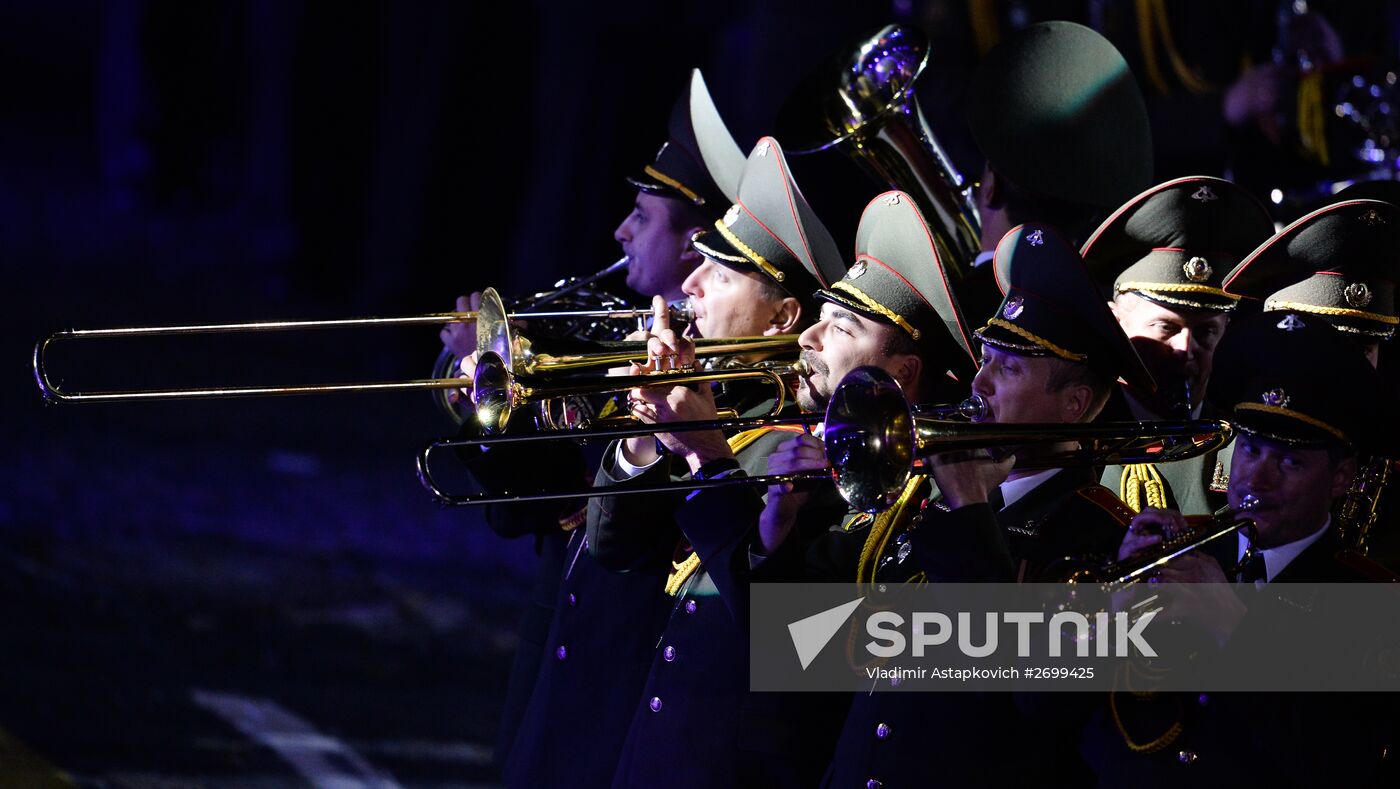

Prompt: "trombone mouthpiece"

[790,358,809,376]
[960,394,988,422]
[670,300,695,326]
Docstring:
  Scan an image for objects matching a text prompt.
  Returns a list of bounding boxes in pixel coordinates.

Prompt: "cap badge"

[1191,185,1218,202]
[1360,208,1384,226]
[1003,295,1025,320]
[755,140,771,158]
[1276,313,1306,331]
[1183,256,1213,282]
[849,260,868,279]
[1261,388,1291,408]
[723,204,741,227]
[1344,281,1373,308]
[883,193,901,206]
[1026,229,1044,247]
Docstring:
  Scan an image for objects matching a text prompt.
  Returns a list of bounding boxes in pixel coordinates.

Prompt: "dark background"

[2,1,1396,785]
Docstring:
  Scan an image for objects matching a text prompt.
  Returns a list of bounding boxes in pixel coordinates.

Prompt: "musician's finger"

[651,294,670,334]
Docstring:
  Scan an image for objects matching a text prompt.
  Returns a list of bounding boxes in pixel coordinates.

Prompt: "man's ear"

[1329,455,1359,499]
[765,297,803,335]
[981,167,1004,210]
[1108,298,1122,321]
[1060,383,1095,423]
[889,353,924,398]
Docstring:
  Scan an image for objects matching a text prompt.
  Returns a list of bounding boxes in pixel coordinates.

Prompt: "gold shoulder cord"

[855,475,930,588]
[1120,463,1168,513]
[1110,690,1184,753]
[664,426,804,595]
[842,475,929,673]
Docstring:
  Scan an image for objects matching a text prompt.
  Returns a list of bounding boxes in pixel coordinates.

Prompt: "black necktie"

[1237,551,1267,584]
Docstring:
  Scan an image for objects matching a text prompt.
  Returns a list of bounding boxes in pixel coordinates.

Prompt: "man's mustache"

[799,350,830,381]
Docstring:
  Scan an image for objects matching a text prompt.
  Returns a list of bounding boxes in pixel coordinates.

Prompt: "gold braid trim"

[1234,403,1348,442]
[831,282,920,340]
[1110,689,1184,754]
[1265,299,1400,325]
[713,218,786,282]
[559,507,587,532]
[845,476,928,674]
[1119,463,1168,514]
[642,164,703,205]
[665,426,794,595]
[691,235,750,265]
[855,475,929,588]
[982,318,1088,362]
[1116,281,1234,297]
[664,551,701,596]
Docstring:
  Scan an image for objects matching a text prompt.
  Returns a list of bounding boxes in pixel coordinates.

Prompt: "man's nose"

[681,264,707,299]
[1235,458,1279,493]
[971,366,993,398]
[798,322,823,351]
[1169,329,1192,355]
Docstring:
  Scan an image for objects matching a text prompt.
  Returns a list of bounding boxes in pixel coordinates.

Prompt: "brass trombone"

[418,366,1235,511]
[31,289,690,404]
[467,287,799,434]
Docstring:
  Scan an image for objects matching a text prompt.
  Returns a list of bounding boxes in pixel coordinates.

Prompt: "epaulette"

[1074,484,1136,528]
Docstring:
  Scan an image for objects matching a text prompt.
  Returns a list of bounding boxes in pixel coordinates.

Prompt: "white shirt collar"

[973,250,996,268]
[998,468,1061,509]
[1237,515,1331,585]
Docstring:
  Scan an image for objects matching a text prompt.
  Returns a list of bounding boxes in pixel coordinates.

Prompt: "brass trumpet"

[1044,496,1261,587]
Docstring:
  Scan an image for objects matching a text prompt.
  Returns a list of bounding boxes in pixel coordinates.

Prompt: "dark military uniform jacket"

[589,396,849,789]
[500,521,671,789]
[457,402,671,787]
[1086,527,1400,788]
[456,422,586,770]
[825,467,1133,789]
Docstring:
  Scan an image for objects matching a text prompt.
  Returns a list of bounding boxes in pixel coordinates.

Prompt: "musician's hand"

[646,295,696,370]
[441,293,481,359]
[1117,508,1187,562]
[759,434,826,554]
[450,351,480,407]
[620,361,662,466]
[1148,554,1246,648]
[928,450,1015,510]
[1153,551,1229,585]
[630,380,729,472]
